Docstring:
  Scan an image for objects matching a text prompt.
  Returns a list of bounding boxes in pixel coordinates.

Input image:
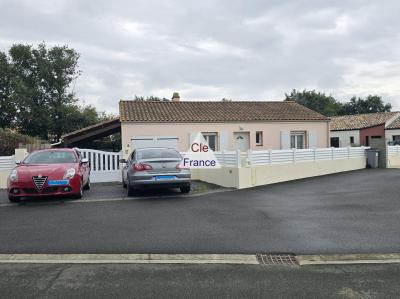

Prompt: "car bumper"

[129,174,191,188]
[7,177,81,198]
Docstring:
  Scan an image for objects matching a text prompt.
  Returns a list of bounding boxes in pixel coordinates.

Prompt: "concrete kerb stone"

[297,253,400,265]
[1,253,400,265]
[0,254,258,264]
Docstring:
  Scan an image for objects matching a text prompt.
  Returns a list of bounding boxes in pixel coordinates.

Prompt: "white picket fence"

[182,146,367,167]
[388,145,400,156]
[0,155,15,171]
[79,149,122,183]
[247,147,367,166]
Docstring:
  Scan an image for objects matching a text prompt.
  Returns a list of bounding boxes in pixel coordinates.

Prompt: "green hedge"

[0,129,45,156]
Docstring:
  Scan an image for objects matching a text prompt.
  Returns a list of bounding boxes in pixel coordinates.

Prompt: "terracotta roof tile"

[330,112,399,131]
[386,114,400,129]
[119,101,328,122]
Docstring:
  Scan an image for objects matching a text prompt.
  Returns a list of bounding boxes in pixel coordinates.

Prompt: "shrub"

[0,129,45,156]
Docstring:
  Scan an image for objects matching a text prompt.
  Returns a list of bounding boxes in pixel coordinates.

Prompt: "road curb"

[297,253,400,265]
[1,253,400,265]
[0,254,259,264]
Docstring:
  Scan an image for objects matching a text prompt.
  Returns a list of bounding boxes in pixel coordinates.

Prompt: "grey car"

[120,147,191,196]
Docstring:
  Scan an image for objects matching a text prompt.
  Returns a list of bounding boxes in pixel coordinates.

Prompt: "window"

[202,132,218,151]
[137,148,181,160]
[290,132,305,149]
[23,151,77,164]
[350,136,354,144]
[393,135,400,145]
[331,137,339,148]
[256,131,263,146]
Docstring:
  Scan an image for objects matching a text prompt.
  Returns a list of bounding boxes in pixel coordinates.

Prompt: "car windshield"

[23,151,77,164]
[137,149,181,160]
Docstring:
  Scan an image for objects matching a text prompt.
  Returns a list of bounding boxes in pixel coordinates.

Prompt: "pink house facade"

[119,100,330,158]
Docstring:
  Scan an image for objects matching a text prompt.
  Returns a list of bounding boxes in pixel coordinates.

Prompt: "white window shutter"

[308,130,317,148]
[280,131,290,149]
[219,131,228,151]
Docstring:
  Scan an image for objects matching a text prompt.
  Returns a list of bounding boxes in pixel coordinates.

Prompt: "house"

[119,97,330,158]
[330,112,400,147]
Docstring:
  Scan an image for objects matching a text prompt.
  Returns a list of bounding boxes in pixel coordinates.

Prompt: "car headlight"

[63,168,76,179]
[9,169,18,182]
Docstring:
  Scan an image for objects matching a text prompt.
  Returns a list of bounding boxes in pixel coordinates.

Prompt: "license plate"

[48,180,69,186]
[155,175,175,181]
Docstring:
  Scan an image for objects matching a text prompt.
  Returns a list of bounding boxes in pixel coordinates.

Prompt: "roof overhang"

[61,118,121,146]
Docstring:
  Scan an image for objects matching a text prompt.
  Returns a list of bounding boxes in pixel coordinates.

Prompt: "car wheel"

[180,185,191,194]
[8,195,20,203]
[74,181,83,199]
[84,178,91,190]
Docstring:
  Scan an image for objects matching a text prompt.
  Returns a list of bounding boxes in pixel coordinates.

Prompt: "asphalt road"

[1,263,399,298]
[0,169,399,254]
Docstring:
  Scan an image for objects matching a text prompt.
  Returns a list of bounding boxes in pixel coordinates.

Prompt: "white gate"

[80,149,122,183]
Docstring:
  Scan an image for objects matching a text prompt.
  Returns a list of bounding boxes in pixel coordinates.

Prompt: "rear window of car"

[137,149,181,160]
[24,151,77,164]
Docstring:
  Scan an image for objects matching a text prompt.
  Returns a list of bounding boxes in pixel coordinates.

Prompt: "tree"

[59,104,116,135]
[285,89,341,116]
[2,43,80,141]
[338,95,392,115]
[0,51,16,128]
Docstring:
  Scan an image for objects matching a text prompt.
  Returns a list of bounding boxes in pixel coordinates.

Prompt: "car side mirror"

[81,158,89,164]
[119,158,127,164]
[15,160,21,165]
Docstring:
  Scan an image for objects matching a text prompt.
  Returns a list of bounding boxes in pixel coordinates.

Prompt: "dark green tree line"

[0,43,112,143]
[285,89,392,116]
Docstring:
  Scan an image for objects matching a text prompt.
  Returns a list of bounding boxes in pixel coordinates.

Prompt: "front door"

[234,132,250,152]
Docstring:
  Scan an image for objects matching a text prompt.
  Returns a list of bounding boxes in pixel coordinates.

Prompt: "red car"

[7,148,90,202]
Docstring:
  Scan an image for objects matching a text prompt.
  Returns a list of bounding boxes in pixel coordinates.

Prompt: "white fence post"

[331,147,335,160]
[247,150,252,166]
[236,149,241,168]
[293,148,296,164]
[313,147,317,162]
[221,150,225,167]
[269,149,273,165]
[398,145,400,156]
[347,146,350,159]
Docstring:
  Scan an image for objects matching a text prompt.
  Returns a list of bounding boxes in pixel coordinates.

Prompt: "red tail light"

[133,163,152,171]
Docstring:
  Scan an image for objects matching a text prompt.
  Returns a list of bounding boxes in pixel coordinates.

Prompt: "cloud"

[0,0,400,113]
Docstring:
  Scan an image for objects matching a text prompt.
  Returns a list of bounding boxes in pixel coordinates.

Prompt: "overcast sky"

[1,0,399,114]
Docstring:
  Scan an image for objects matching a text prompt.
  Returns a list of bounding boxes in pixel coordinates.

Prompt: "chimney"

[172,92,180,102]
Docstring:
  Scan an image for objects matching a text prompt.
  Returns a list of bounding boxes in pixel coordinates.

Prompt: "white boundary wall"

[0,149,28,189]
[185,147,367,168]
[0,146,373,188]
[191,147,368,189]
[387,145,400,168]
[0,156,15,189]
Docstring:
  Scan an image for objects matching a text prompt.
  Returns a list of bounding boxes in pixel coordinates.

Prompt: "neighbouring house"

[330,112,400,147]
[119,97,330,158]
